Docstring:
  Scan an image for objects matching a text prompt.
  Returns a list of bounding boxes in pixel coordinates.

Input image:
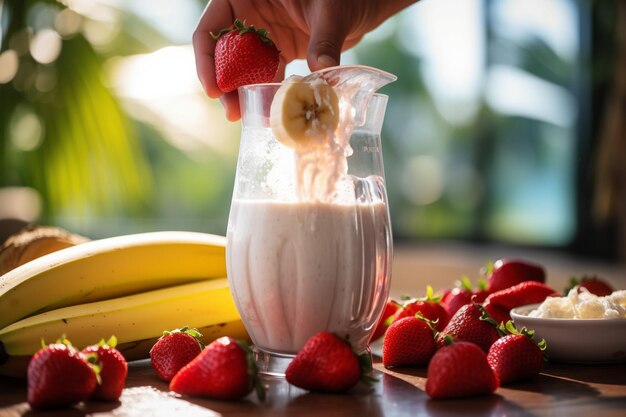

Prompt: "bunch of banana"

[0,231,248,378]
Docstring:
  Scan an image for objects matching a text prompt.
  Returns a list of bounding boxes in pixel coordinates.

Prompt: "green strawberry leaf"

[236,339,266,402]
[482,260,494,277]
[420,285,442,303]
[414,312,438,333]
[478,304,500,328]
[162,326,205,349]
[457,275,473,291]
[358,351,378,386]
[210,18,277,47]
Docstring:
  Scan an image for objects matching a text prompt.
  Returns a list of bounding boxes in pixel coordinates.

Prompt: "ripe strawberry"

[28,339,98,410]
[485,259,545,294]
[436,303,500,352]
[150,326,204,382]
[426,341,498,399]
[483,281,558,323]
[487,321,546,384]
[370,299,401,342]
[393,286,449,331]
[170,337,263,400]
[441,276,489,317]
[82,336,127,401]
[382,316,436,367]
[212,19,280,93]
[567,276,614,296]
[286,332,368,392]
[482,301,511,325]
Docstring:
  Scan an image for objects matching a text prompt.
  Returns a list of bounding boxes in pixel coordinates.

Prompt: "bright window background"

[0,0,588,250]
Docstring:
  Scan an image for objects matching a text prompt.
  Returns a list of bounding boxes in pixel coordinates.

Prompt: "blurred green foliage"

[0,0,599,250]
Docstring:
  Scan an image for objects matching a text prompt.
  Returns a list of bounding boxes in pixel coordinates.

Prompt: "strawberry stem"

[235,340,266,402]
[415,312,438,333]
[358,351,378,386]
[457,275,473,291]
[210,18,276,47]
[161,326,205,349]
[478,304,500,328]
[418,285,442,303]
[497,321,548,354]
[481,260,494,277]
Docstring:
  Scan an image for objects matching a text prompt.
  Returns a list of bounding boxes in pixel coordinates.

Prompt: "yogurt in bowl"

[528,288,626,319]
[511,289,626,364]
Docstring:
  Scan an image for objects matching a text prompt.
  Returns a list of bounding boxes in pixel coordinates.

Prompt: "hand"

[193,0,416,121]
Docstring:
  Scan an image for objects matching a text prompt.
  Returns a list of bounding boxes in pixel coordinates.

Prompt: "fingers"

[192,0,233,99]
[220,92,241,121]
[305,3,351,71]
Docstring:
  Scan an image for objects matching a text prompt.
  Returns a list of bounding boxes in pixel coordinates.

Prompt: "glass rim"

[237,83,389,99]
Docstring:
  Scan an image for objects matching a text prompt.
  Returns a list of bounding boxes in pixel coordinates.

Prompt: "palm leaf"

[1,1,152,220]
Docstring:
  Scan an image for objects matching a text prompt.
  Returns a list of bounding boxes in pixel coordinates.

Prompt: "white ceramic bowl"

[510,304,626,364]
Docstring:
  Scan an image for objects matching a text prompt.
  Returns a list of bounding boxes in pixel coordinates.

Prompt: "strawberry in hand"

[487,321,546,385]
[426,340,498,399]
[286,332,372,393]
[27,338,98,410]
[170,336,264,401]
[382,315,437,368]
[82,336,128,401]
[150,326,204,382]
[212,19,280,93]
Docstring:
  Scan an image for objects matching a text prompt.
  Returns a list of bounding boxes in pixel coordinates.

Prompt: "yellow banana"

[0,278,249,377]
[0,231,227,329]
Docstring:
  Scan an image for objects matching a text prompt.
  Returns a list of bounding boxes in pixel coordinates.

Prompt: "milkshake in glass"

[226,66,395,376]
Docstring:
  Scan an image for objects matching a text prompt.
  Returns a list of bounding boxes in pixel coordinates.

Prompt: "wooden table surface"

[1,357,625,417]
[1,243,625,416]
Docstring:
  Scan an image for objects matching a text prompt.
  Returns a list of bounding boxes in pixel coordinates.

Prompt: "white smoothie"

[226,197,391,354]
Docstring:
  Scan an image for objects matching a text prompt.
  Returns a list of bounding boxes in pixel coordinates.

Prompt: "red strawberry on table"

[286,332,370,393]
[481,301,511,325]
[170,336,263,401]
[567,276,614,296]
[212,19,280,93]
[382,316,437,368]
[82,336,128,401]
[27,338,98,410]
[436,302,501,352]
[487,321,546,385]
[485,259,546,294]
[426,340,498,399]
[370,299,401,342]
[150,326,204,382]
[393,286,449,331]
[483,281,558,323]
[441,276,489,317]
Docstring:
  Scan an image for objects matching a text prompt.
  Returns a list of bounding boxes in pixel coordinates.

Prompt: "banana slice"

[270,77,340,149]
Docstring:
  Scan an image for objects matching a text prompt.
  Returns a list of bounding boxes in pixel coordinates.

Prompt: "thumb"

[306,6,350,71]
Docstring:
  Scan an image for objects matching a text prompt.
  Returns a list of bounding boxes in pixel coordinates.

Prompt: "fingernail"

[317,54,338,68]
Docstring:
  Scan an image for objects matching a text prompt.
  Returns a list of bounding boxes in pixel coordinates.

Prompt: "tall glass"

[226,71,393,377]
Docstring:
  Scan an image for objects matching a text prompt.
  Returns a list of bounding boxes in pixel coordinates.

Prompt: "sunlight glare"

[109,45,237,157]
[486,65,575,127]
[30,29,62,64]
[0,50,19,84]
